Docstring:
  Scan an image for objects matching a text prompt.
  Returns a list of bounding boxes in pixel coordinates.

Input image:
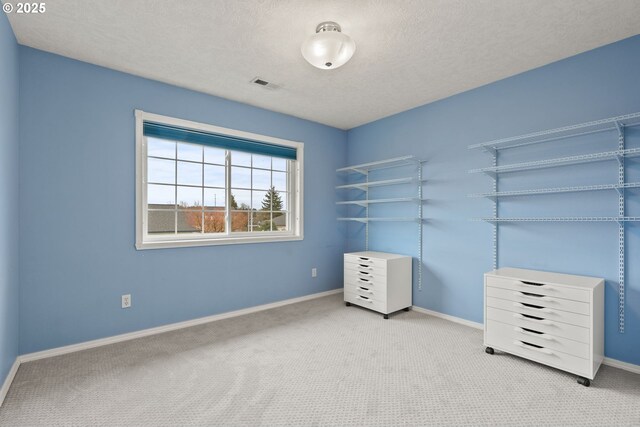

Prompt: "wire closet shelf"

[336,155,426,290]
[467,111,640,333]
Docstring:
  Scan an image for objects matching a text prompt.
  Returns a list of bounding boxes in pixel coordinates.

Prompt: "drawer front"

[344,275,387,291]
[345,282,385,303]
[344,291,387,314]
[486,286,590,316]
[486,296,590,328]
[345,254,388,270]
[486,275,590,303]
[486,307,590,343]
[486,319,589,359]
[345,260,387,277]
[344,268,387,286]
[485,320,591,377]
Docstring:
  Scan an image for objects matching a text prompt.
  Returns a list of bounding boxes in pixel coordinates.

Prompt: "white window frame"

[135,110,304,250]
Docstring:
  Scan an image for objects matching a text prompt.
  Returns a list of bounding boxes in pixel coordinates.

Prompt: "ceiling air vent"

[251,77,280,90]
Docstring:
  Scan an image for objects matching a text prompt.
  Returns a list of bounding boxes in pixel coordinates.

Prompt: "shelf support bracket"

[365,172,369,250]
[482,170,497,180]
[418,162,423,291]
[491,151,499,271]
[482,146,497,156]
[617,122,625,333]
[352,168,368,175]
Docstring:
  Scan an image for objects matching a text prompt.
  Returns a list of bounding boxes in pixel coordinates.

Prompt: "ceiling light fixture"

[301,21,356,70]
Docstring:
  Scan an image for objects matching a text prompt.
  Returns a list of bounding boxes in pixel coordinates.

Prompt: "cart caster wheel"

[485,347,494,355]
[403,307,410,312]
[383,314,389,319]
[345,302,351,307]
[577,377,590,387]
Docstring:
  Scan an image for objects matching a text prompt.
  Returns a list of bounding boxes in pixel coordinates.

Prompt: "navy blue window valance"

[143,122,297,160]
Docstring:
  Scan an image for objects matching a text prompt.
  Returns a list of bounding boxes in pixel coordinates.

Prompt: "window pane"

[204,146,225,165]
[177,142,202,162]
[231,166,251,188]
[252,211,272,232]
[231,151,251,167]
[204,188,225,208]
[177,208,202,233]
[252,154,271,169]
[177,161,202,186]
[231,189,251,210]
[252,169,271,190]
[231,211,249,232]
[147,184,175,207]
[273,171,287,192]
[147,137,175,159]
[204,164,225,188]
[272,211,287,231]
[252,190,268,210]
[272,157,287,171]
[177,186,202,208]
[148,210,175,234]
[148,158,175,184]
[203,210,226,233]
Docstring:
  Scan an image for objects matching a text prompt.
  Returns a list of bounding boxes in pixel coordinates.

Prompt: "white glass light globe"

[301,24,356,70]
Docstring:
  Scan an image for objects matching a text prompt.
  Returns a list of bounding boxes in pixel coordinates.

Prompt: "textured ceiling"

[6,0,640,129]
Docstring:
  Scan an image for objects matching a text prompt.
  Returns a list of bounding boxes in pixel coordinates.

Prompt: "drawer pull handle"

[514,327,553,340]
[358,287,372,294]
[357,296,373,303]
[513,340,553,355]
[358,272,370,276]
[358,264,372,270]
[359,257,370,260]
[513,302,552,313]
[514,292,552,301]
[358,277,370,283]
[519,280,547,287]
[513,313,553,325]
[518,280,553,291]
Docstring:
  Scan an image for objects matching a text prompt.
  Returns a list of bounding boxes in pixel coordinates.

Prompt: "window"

[135,111,303,249]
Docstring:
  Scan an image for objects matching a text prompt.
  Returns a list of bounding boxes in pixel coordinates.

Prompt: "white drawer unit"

[484,267,604,387]
[344,251,412,319]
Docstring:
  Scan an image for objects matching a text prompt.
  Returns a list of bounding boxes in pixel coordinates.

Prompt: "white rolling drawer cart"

[484,268,604,387]
[344,251,412,319]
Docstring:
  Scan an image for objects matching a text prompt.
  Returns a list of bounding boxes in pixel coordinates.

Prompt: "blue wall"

[0,13,19,384]
[347,35,640,365]
[18,47,347,354]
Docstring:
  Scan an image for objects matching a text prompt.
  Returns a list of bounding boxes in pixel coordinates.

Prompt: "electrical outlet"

[312,268,317,278]
[122,294,131,309]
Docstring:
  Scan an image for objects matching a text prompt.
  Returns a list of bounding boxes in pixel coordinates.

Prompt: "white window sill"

[136,234,303,250]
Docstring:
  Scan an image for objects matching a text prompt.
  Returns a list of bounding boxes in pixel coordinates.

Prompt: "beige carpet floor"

[1,293,639,426]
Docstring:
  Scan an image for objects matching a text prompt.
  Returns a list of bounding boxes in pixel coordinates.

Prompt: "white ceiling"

[7,0,640,129]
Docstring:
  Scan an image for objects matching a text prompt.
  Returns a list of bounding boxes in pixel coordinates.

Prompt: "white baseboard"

[0,359,20,407]
[411,305,484,330]
[603,357,640,375]
[19,288,343,364]
[411,304,640,375]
